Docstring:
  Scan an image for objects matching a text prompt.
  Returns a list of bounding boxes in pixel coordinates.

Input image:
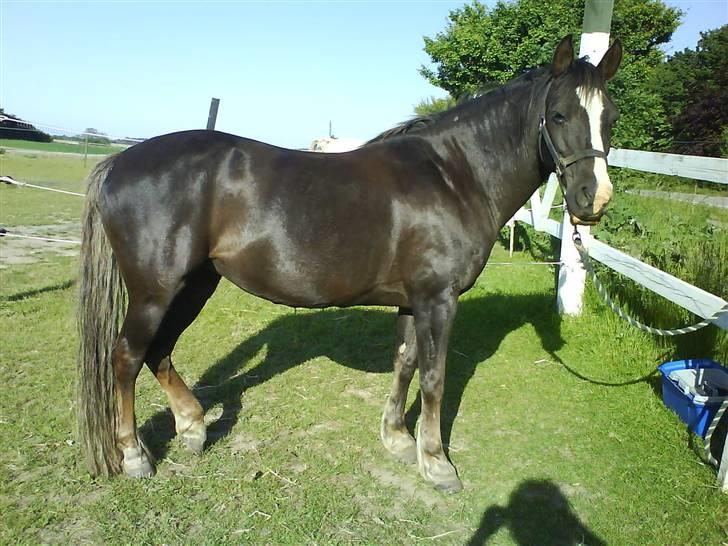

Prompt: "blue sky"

[1,1,725,149]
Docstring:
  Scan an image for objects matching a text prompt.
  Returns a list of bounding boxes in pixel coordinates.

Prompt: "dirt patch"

[36,515,100,545]
[1,222,80,267]
[344,386,381,407]
[362,462,445,510]
[230,432,263,455]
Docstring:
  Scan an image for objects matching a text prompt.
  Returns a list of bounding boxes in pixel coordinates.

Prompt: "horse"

[77,35,622,492]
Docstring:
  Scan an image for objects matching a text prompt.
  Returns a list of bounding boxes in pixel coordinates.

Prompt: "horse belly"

[211,233,405,308]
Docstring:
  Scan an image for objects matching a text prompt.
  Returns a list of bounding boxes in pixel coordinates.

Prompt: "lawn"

[1,153,726,545]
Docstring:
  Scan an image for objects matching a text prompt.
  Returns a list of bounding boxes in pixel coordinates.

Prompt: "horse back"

[100,130,487,308]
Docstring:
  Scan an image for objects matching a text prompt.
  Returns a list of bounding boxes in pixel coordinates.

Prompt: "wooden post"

[206,98,220,130]
[556,0,613,315]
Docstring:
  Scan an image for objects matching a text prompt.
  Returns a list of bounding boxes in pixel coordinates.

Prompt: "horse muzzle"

[569,214,600,226]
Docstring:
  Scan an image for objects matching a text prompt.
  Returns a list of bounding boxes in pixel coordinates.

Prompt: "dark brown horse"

[78,36,621,492]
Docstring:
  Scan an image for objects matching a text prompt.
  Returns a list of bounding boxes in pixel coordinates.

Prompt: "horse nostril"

[578,185,594,208]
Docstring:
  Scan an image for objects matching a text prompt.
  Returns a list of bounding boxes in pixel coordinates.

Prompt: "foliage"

[80,127,111,145]
[419,0,681,150]
[652,25,728,157]
[414,96,456,116]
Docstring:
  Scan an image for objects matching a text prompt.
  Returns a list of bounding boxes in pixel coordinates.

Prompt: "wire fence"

[0,115,145,143]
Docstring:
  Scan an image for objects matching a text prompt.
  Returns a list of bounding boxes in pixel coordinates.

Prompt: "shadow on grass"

[467,479,606,546]
[1,279,75,302]
[141,293,565,461]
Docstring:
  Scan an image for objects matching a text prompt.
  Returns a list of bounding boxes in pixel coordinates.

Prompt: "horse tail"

[77,155,125,477]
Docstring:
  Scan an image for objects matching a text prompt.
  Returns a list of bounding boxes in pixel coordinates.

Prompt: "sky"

[1,0,726,149]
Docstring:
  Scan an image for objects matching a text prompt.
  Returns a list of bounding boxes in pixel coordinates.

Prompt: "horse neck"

[424,79,548,231]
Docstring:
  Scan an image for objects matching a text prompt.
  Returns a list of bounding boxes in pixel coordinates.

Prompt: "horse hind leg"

[113,299,170,478]
[144,262,221,455]
[380,309,419,464]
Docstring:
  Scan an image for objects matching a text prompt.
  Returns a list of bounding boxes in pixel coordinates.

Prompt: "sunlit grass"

[1,152,726,545]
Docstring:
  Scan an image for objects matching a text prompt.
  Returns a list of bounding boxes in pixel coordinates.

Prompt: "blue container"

[658,359,728,438]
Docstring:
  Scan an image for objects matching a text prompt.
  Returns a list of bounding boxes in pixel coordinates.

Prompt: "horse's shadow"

[140,293,564,461]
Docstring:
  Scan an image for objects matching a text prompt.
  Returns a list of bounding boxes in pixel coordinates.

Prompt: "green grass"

[0,153,95,226]
[1,153,727,544]
[0,139,127,155]
[614,169,728,198]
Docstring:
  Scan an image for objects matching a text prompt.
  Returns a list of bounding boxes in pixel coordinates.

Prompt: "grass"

[0,139,127,156]
[0,152,103,227]
[1,153,727,545]
[614,169,728,198]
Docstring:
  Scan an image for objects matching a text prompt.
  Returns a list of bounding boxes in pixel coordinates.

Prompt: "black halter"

[537,79,608,191]
[539,116,607,184]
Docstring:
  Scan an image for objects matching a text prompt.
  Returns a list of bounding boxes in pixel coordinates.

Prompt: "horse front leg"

[381,309,418,464]
[413,289,463,493]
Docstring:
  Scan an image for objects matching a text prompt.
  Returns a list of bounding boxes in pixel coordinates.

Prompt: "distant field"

[0,138,128,155]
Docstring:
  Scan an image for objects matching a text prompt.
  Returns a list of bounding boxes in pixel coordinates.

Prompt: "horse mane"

[366,116,437,143]
[366,60,601,145]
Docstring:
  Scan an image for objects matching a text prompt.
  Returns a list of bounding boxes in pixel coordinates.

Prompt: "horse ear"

[598,39,622,81]
[552,35,574,77]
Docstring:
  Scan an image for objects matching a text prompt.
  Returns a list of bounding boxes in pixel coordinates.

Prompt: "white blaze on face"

[576,86,613,214]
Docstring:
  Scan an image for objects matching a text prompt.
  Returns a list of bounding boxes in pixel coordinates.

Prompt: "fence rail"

[514,147,728,330]
[609,148,728,185]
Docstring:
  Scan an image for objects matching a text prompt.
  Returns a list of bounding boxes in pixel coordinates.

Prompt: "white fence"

[513,147,728,491]
[514,148,728,330]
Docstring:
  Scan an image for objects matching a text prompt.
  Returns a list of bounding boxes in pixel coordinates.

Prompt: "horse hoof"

[418,454,463,493]
[394,444,418,465]
[123,453,156,478]
[381,426,417,465]
[181,430,206,455]
[180,423,206,455]
[433,474,464,494]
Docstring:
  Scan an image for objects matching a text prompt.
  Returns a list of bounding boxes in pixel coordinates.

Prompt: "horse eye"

[552,112,566,125]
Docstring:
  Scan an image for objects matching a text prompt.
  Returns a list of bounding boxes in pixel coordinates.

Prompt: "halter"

[537,79,608,193]
[539,116,607,187]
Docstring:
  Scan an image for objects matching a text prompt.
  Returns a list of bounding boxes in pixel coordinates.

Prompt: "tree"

[419,0,681,150]
[81,128,111,145]
[652,25,727,157]
[414,96,456,116]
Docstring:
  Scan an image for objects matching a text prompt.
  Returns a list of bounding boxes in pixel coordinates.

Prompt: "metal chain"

[571,230,728,336]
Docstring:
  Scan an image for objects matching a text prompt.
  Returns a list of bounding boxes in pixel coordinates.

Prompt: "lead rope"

[704,399,728,467]
[571,227,728,466]
[571,228,728,336]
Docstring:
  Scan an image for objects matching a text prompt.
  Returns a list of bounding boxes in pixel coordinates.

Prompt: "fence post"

[556,0,613,315]
[206,98,220,130]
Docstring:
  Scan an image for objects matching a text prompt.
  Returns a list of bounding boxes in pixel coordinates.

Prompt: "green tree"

[653,25,727,157]
[419,0,681,150]
[81,128,111,145]
[414,96,456,116]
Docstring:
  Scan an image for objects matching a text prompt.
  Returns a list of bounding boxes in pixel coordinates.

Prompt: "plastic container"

[658,359,728,438]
